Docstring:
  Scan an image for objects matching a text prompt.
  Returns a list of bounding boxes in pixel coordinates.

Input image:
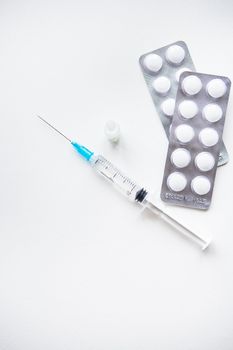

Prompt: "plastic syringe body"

[72,142,145,201]
[71,141,210,250]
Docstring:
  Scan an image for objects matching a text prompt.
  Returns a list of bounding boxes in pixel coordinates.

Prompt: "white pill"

[207,78,227,98]
[175,68,191,82]
[195,152,215,172]
[202,103,223,123]
[178,100,198,119]
[165,45,185,65]
[171,148,191,168]
[104,120,120,142]
[182,75,202,95]
[152,76,171,95]
[167,172,187,192]
[175,124,195,143]
[199,128,219,147]
[191,176,211,196]
[161,98,175,116]
[143,53,163,73]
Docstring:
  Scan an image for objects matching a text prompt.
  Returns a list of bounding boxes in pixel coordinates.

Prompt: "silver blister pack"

[160,71,231,210]
[139,41,229,166]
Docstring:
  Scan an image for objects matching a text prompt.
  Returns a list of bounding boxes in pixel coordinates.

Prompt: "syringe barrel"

[90,155,147,203]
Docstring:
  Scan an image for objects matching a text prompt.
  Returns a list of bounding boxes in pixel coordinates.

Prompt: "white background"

[0,0,233,349]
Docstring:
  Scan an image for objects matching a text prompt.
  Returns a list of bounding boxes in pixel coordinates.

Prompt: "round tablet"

[178,100,198,119]
[182,75,202,95]
[175,124,195,143]
[152,76,171,95]
[165,45,185,65]
[175,68,191,82]
[161,98,175,116]
[191,176,211,196]
[167,172,187,192]
[171,148,191,168]
[195,152,215,172]
[202,103,223,123]
[143,53,163,73]
[199,128,219,147]
[207,78,227,98]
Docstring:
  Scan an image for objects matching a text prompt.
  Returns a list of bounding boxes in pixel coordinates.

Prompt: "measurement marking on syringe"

[129,184,137,194]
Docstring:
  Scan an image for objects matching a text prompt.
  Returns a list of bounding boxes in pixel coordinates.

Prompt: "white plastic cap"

[104,120,120,143]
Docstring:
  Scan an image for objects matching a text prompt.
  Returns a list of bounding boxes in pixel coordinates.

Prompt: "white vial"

[199,128,219,147]
[175,124,195,143]
[195,152,215,172]
[165,45,185,65]
[167,172,187,192]
[191,176,211,196]
[171,148,191,168]
[178,100,198,119]
[175,68,191,82]
[161,98,175,117]
[207,79,227,98]
[182,75,202,95]
[104,120,120,143]
[152,76,171,95]
[143,53,163,73]
[202,103,223,123]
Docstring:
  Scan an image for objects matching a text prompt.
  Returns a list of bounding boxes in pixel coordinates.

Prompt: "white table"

[0,0,233,348]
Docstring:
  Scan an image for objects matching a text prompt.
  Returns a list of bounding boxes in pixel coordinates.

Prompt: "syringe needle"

[37,115,94,161]
[37,115,71,142]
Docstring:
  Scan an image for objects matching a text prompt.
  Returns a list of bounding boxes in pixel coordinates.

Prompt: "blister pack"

[139,41,229,166]
[160,71,231,210]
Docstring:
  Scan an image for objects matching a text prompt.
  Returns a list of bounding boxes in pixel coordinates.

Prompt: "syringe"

[37,115,211,250]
